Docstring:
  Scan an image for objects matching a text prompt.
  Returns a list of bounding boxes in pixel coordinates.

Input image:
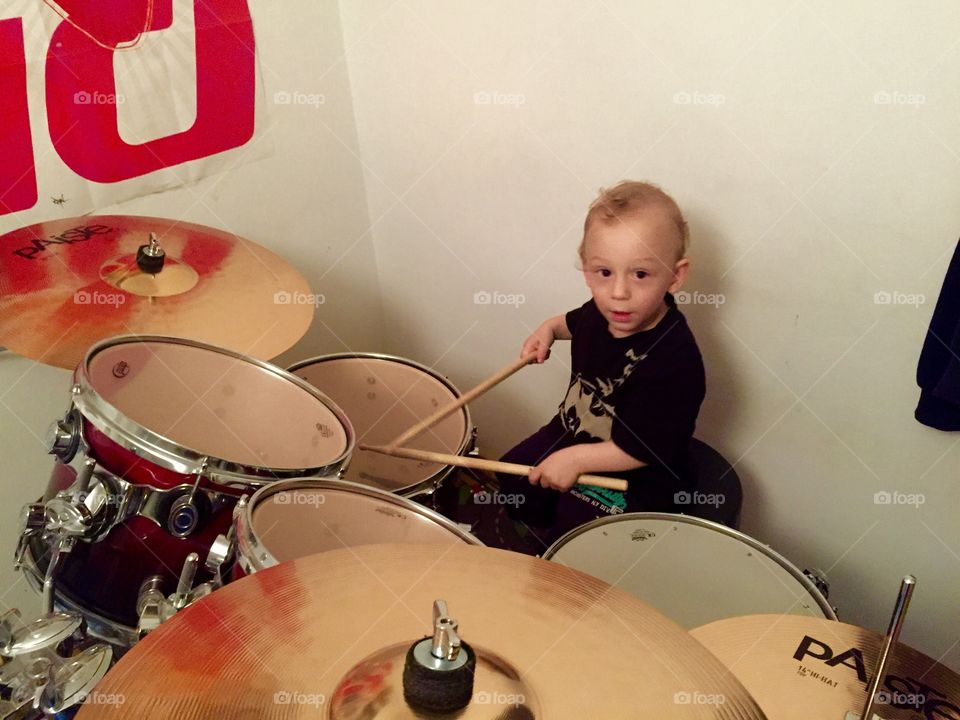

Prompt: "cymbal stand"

[853,575,916,720]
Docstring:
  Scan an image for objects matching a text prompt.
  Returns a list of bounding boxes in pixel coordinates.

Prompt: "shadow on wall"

[675,214,767,521]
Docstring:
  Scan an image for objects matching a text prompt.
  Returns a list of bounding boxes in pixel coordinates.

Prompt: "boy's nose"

[612,276,630,298]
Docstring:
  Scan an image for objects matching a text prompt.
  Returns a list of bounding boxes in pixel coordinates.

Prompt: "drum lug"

[802,567,830,599]
[205,533,234,587]
[45,408,80,463]
[14,504,46,571]
[44,470,118,542]
[137,553,214,637]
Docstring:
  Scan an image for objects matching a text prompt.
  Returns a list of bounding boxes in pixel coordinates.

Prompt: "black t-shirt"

[560,294,705,472]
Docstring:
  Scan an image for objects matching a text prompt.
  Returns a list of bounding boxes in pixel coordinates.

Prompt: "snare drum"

[542,513,836,628]
[232,477,482,575]
[287,354,474,496]
[21,335,354,645]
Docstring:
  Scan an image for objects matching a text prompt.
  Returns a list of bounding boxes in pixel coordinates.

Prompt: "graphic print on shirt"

[558,347,646,439]
[558,347,647,514]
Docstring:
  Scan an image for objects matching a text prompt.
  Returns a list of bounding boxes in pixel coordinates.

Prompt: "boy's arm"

[522,314,572,363]
[528,441,645,491]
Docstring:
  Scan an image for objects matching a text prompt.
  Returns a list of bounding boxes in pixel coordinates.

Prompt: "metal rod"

[74,457,97,495]
[176,553,199,596]
[860,575,916,720]
[42,537,73,614]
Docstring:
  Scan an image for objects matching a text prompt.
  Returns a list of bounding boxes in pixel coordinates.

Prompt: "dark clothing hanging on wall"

[916,239,960,430]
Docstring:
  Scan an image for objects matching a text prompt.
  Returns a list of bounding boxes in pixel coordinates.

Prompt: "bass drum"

[542,512,836,629]
[287,353,474,496]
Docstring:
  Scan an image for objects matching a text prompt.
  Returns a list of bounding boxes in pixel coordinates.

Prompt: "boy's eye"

[598,269,612,277]
[634,271,648,279]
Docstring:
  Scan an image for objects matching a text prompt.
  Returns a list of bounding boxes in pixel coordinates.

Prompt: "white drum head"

[85,338,348,470]
[290,355,469,492]
[241,479,481,570]
[543,513,835,628]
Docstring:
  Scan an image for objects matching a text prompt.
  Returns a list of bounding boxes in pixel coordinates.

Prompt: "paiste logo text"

[793,635,957,719]
[13,225,113,260]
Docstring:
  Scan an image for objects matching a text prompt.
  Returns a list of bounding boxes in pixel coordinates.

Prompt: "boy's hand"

[528,448,582,492]
[522,325,555,363]
[521,314,571,362]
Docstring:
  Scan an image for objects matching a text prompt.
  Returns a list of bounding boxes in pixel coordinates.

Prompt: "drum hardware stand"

[0,609,113,718]
[16,456,116,615]
[845,574,916,720]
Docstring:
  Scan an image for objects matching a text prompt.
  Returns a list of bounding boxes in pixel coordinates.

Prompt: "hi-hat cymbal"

[0,216,314,368]
[76,544,768,719]
[691,615,960,720]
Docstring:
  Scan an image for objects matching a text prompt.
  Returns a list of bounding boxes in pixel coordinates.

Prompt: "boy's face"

[581,210,689,338]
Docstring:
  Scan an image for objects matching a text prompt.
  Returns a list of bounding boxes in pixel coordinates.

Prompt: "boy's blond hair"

[580,181,689,261]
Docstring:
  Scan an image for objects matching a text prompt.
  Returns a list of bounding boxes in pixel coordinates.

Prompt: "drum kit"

[0,216,956,719]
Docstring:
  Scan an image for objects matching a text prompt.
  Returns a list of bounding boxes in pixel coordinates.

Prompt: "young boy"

[500,181,705,551]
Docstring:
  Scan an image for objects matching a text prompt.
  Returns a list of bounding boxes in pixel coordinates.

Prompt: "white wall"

[0,0,380,616]
[340,1,960,670]
[3,0,958,676]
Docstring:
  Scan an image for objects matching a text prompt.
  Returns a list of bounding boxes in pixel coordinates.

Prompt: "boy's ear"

[668,258,690,293]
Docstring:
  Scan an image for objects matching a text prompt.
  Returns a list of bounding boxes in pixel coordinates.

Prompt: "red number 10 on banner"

[0,0,256,217]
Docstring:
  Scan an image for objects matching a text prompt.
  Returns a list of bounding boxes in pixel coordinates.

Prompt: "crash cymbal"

[0,216,314,368]
[691,615,960,720]
[76,544,768,719]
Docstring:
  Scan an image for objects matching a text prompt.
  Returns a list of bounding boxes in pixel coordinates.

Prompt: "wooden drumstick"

[387,352,539,449]
[360,443,629,492]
